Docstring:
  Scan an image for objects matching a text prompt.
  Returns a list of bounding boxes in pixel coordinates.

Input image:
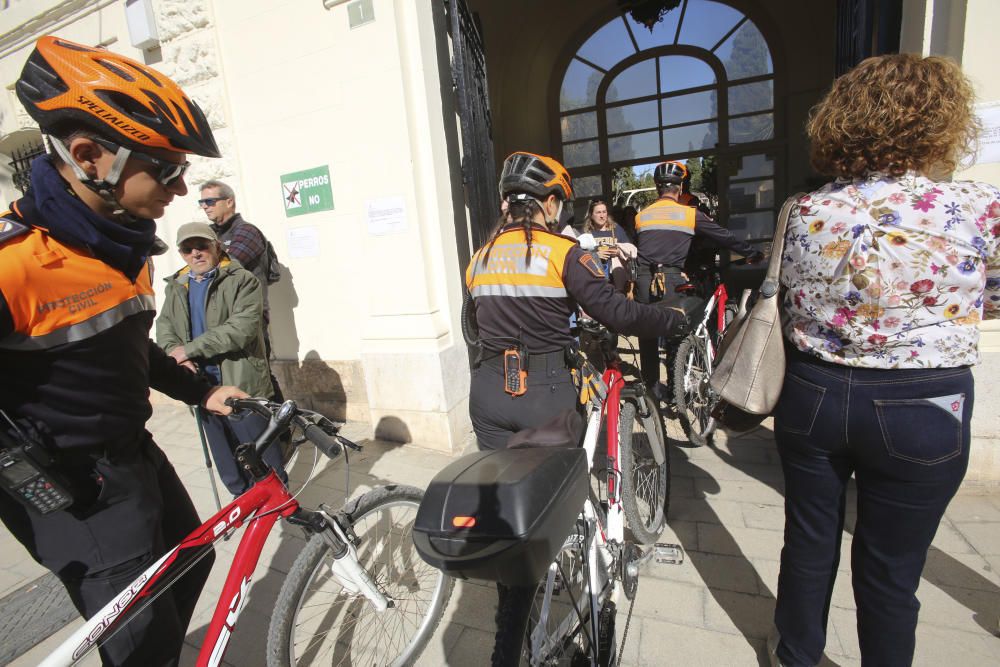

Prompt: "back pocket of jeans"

[774,374,826,436]
[874,394,965,465]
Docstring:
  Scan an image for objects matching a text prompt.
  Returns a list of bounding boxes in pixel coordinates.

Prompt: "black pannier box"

[413,446,588,587]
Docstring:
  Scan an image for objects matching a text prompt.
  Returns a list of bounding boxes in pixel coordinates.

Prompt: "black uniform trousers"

[469,353,579,451]
[0,434,212,666]
[634,264,686,388]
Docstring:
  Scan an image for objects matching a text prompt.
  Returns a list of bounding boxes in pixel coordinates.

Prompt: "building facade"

[0,0,997,480]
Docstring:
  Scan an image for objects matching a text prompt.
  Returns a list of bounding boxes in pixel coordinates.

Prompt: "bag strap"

[759,193,805,298]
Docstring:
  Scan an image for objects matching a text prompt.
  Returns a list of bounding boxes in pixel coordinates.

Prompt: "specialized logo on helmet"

[76,95,152,142]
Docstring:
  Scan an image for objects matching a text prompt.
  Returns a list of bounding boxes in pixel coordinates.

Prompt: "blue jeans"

[198,407,288,495]
[773,351,972,666]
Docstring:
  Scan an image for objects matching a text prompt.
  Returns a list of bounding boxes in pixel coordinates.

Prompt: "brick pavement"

[3,403,1000,666]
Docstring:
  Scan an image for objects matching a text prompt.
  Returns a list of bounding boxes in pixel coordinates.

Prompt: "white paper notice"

[367,196,408,236]
[287,226,319,259]
[976,101,1000,165]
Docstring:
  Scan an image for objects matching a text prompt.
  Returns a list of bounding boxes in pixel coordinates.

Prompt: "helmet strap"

[48,137,137,222]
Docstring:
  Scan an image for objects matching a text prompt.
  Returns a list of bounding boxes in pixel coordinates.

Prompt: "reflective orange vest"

[634,198,696,236]
[0,213,155,351]
[466,227,576,300]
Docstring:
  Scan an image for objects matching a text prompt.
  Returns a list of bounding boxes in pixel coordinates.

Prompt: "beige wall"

[0,0,472,448]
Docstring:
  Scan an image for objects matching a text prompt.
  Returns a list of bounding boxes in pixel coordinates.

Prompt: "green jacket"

[156,257,274,399]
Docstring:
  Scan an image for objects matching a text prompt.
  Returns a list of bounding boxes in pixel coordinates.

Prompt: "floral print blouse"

[781,172,1000,368]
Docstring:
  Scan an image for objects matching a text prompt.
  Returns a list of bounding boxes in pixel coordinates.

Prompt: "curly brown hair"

[807,54,979,178]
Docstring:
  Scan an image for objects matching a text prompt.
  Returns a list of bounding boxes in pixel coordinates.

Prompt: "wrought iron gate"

[836,0,903,75]
[9,140,45,194]
[446,0,496,250]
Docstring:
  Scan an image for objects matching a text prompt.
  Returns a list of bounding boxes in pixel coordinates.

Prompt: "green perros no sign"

[280,166,334,218]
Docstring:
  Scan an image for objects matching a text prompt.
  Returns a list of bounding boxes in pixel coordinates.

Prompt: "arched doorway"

[554,0,780,245]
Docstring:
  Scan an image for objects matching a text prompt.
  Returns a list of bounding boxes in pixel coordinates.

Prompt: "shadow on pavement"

[676,421,1000,665]
[180,423,435,665]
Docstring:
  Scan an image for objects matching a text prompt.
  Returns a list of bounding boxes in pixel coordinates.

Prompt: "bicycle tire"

[619,395,670,543]
[266,485,453,667]
[672,334,717,447]
[492,532,591,666]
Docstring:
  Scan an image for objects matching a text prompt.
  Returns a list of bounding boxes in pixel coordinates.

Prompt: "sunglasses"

[179,240,214,254]
[94,137,190,187]
[197,197,226,207]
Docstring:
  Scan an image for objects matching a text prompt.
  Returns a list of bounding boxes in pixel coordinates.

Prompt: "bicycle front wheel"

[619,394,669,543]
[672,334,718,447]
[267,485,453,667]
[492,533,591,667]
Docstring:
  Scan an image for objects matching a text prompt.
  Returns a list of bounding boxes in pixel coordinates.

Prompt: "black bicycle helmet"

[653,160,688,186]
[498,151,573,201]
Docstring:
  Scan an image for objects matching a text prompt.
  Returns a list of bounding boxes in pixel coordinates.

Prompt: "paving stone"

[635,617,762,666]
[697,523,785,560]
[955,521,1000,555]
[660,550,763,596]
[912,578,1000,636]
[702,588,776,639]
[629,577,705,627]
[911,622,1000,666]
[929,517,978,555]
[668,496,746,527]
[742,502,786,531]
[922,547,1000,589]
[441,626,495,665]
[945,494,1000,523]
[659,519,700,552]
[694,477,785,506]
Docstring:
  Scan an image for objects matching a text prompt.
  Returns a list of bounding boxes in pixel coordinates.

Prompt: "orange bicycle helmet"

[653,160,688,186]
[498,152,573,201]
[16,36,219,158]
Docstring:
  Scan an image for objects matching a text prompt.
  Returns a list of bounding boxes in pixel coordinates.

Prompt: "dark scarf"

[22,155,156,281]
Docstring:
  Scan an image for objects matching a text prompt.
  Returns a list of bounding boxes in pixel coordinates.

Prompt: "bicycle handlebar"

[224,397,361,461]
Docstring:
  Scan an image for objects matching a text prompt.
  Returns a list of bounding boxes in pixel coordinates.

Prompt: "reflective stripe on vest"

[0,228,156,350]
[466,228,575,299]
[635,199,696,235]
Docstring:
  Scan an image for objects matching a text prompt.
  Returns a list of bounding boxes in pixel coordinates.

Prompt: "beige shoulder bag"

[710,193,803,421]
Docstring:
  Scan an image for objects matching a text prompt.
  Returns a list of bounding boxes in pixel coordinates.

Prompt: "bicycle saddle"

[507,409,583,449]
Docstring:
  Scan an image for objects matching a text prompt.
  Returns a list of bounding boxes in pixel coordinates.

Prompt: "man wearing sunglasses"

[0,36,247,665]
[156,223,287,496]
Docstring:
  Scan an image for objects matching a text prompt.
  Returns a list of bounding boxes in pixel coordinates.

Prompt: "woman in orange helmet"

[465,151,687,451]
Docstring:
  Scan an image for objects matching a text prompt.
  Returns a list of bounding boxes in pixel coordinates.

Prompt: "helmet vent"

[96,58,136,82]
[144,89,178,124]
[53,38,93,53]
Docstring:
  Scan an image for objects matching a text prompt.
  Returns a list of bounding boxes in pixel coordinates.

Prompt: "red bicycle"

[39,398,452,667]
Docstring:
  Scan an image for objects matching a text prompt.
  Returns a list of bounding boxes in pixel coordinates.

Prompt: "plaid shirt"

[212,214,266,274]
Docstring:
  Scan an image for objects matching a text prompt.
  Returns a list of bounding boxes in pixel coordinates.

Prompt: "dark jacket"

[466,224,683,353]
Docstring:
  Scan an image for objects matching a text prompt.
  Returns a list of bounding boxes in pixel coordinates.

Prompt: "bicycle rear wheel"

[672,334,718,447]
[267,485,453,667]
[492,530,591,666]
[618,394,669,544]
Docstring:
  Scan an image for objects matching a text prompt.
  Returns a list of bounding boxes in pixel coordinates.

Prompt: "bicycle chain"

[616,593,636,667]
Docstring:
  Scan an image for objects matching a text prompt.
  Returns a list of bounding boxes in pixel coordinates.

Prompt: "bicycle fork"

[290,507,392,613]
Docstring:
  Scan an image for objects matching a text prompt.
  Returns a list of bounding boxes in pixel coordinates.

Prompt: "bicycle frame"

[41,414,388,667]
[41,471,295,666]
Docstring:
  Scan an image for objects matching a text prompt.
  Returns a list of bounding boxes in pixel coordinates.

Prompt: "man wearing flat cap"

[156,223,287,495]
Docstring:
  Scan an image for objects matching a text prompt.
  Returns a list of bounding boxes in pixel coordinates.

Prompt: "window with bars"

[9,141,46,194]
[556,0,779,242]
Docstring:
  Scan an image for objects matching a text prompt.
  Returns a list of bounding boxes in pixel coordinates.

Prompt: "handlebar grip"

[303,423,343,459]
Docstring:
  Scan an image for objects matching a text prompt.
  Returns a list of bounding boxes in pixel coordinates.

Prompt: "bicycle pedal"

[652,542,684,565]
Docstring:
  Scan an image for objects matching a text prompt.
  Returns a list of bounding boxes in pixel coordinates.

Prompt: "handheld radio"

[0,412,73,515]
